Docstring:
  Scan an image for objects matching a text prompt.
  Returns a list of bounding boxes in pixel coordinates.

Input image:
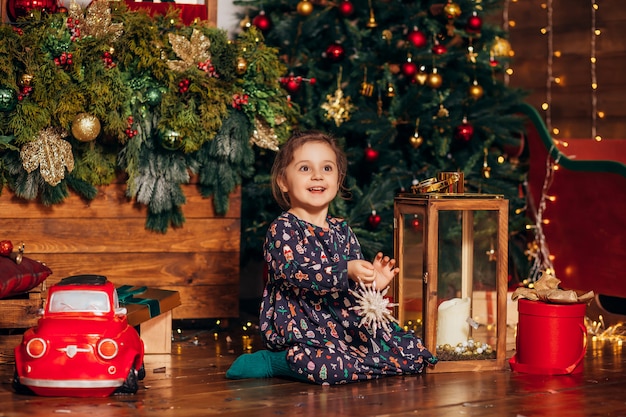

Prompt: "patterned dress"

[260,212,437,385]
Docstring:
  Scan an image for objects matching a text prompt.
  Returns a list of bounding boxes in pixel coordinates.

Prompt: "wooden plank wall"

[507,0,626,139]
[0,183,241,320]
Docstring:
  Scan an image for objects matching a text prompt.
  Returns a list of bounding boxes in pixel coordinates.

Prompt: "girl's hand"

[372,252,399,290]
[348,259,376,284]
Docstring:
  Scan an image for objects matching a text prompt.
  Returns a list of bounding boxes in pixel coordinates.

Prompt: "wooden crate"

[0,284,45,360]
[0,181,240,321]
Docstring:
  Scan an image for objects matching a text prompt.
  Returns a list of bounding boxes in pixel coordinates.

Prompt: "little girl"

[226,131,437,385]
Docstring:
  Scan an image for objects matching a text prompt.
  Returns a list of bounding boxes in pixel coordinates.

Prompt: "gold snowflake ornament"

[321,88,354,127]
[20,127,75,186]
[167,29,212,72]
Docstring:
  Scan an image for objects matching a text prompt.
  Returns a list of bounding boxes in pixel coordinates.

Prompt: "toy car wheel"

[138,363,146,381]
[115,367,138,395]
[12,370,34,396]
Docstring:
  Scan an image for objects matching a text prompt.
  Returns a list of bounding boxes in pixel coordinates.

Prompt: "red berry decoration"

[232,93,249,110]
[338,0,354,17]
[0,240,13,256]
[407,29,427,48]
[455,118,474,142]
[364,145,379,162]
[466,13,483,33]
[286,77,301,93]
[252,11,272,32]
[325,43,345,62]
[368,210,382,228]
[178,78,190,93]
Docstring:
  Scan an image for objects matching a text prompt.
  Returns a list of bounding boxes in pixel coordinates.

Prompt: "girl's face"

[277,141,339,215]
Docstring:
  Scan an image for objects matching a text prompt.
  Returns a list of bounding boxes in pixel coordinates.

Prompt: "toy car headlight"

[26,338,47,358]
[97,339,119,359]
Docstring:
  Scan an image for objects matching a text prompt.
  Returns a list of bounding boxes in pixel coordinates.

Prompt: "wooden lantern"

[393,193,509,372]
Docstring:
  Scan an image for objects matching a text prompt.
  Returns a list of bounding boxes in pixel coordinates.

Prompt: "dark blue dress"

[260,212,436,385]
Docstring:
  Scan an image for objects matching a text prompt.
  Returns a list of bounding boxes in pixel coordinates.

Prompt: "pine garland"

[0,1,297,231]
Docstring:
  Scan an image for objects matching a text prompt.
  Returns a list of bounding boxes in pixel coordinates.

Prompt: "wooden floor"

[1,319,625,417]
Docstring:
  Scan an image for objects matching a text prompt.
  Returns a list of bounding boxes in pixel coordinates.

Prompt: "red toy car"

[13,275,145,397]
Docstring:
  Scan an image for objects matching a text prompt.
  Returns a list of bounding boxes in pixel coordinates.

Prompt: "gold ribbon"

[411,173,460,194]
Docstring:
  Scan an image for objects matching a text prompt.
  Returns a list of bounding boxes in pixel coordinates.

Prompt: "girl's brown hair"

[270,131,348,210]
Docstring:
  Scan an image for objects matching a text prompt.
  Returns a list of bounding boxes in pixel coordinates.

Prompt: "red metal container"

[509,299,587,375]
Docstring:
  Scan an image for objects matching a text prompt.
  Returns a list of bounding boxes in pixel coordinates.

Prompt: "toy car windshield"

[48,290,111,314]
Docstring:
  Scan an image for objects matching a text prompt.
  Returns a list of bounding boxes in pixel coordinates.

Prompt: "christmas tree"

[236,0,531,281]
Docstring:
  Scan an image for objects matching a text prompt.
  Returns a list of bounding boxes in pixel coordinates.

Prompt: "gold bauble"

[469,83,484,99]
[236,57,248,75]
[491,36,512,57]
[427,72,443,89]
[71,113,101,142]
[20,74,33,86]
[160,129,184,151]
[409,134,423,149]
[297,0,314,16]
[443,2,462,19]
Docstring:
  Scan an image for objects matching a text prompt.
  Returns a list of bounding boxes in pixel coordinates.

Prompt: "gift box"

[116,285,181,354]
[116,285,181,327]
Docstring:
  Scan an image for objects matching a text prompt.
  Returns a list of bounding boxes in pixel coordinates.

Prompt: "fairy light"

[542,0,554,135]
[527,148,560,283]
[591,1,602,142]
[502,0,511,85]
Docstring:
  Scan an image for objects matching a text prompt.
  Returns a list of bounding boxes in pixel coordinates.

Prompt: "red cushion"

[0,256,52,299]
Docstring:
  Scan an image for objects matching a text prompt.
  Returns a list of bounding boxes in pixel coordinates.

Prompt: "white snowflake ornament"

[350,279,399,334]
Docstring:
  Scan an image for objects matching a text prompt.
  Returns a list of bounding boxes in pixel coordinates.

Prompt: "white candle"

[437,297,471,346]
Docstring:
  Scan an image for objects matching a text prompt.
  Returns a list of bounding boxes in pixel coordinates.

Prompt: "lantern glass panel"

[398,212,425,333]
[435,209,499,361]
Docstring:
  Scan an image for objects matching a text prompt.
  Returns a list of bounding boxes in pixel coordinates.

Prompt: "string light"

[591,1,602,142]
[502,0,511,85]
[527,148,559,283]
[543,0,554,135]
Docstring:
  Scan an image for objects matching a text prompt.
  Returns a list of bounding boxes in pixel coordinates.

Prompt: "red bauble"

[285,77,301,93]
[252,11,272,32]
[410,217,421,232]
[432,43,447,55]
[0,240,13,256]
[325,43,345,61]
[338,0,354,17]
[466,14,483,33]
[401,61,418,78]
[455,119,474,142]
[364,146,379,162]
[7,0,58,21]
[407,29,427,48]
[368,211,382,228]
